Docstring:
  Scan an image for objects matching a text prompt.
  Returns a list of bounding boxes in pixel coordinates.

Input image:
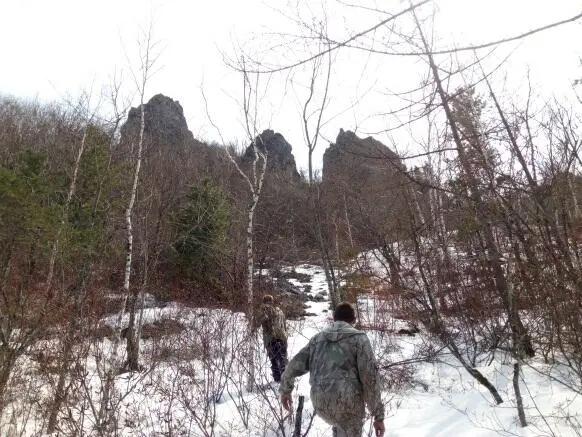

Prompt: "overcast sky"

[1,0,581,171]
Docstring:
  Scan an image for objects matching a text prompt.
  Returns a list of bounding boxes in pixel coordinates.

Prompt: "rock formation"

[243,129,301,182]
[322,129,409,246]
[119,94,204,151]
[322,129,405,185]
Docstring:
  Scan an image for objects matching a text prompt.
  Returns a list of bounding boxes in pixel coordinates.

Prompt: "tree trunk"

[411,11,534,358]
[223,135,267,393]
[310,180,340,308]
[118,89,146,371]
[125,291,140,371]
[46,339,73,432]
[47,267,90,432]
[0,348,16,418]
[45,128,88,299]
[343,193,354,248]
[246,191,259,392]
[431,319,504,404]
[513,362,527,427]
[410,195,503,405]
[305,77,340,308]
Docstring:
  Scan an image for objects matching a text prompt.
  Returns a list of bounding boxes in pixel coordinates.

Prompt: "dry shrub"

[341,272,375,302]
[372,284,417,326]
[374,283,403,302]
[282,301,311,320]
[141,319,185,340]
[92,325,116,340]
[152,343,200,362]
[384,365,416,391]
[571,216,582,243]
[30,349,61,374]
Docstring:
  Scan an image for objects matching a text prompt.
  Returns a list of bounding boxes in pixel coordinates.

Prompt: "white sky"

[1,0,581,171]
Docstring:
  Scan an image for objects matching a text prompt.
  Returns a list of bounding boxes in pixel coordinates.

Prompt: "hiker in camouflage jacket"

[279,302,385,437]
[256,294,288,382]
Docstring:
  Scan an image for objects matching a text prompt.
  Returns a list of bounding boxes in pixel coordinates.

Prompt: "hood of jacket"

[320,321,365,343]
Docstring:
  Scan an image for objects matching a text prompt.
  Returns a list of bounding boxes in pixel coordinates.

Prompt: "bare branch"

[243,5,581,73]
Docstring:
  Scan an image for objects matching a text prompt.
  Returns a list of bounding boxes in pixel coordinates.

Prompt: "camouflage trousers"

[311,381,365,437]
[266,339,288,382]
[332,420,364,437]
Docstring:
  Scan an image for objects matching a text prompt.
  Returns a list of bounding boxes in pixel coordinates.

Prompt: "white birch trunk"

[247,143,266,391]
[333,215,340,263]
[246,197,258,315]
[99,94,145,436]
[224,139,267,392]
[246,191,259,391]
[114,100,145,341]
[568,168,580,218]
[343,193,354,248]
[46,128,88,294]
[205,62,268,391]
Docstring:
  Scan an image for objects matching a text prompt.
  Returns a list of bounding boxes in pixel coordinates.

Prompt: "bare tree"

[299,41,342,308]
[203,56,269,391]
[46,78,132,433]
[120,25,161,372]
[88,26,161,434]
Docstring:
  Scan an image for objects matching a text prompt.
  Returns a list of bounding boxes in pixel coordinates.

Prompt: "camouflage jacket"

[256,303,287,346]
[279,321,384,423]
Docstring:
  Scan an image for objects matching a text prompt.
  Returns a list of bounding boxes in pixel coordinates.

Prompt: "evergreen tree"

[172,179,230,290]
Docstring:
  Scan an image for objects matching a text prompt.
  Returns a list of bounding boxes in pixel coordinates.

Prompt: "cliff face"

[118,93,235,186]
[243,129,301,182]
[322,129,409,246]
[119,94,203,151]
[322,129,404,186]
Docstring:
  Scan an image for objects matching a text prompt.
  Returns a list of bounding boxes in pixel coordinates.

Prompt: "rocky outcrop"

[243,129,301,182]
[120,94,204,151]
[322,129,409,246]
[322,129,405,185]
[118,93,234,184]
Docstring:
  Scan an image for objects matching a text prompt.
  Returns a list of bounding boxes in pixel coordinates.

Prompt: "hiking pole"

[293,395,305,437]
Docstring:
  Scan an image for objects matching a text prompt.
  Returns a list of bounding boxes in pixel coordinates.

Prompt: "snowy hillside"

[3,265,582,436]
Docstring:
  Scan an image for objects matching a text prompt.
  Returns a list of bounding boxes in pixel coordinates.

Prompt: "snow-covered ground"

[3,264,582,436]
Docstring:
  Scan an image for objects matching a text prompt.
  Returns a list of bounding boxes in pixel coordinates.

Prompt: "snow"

[3,265,582,436]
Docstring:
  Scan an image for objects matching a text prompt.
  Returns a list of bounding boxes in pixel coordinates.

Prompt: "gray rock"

[120,94,204,152]
[322,129,409,245]
[243,129,301,182]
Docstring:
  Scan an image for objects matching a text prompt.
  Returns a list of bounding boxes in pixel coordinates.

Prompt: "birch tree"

[121,28,161,372]
[94,28,160,433]
[203,57,268,391]
[46,80,130,433]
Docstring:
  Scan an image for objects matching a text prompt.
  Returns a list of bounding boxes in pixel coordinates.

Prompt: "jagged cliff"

[322,129,404,185]
[322,129,409,245]
[243,129,301,183]
[120,94,204,151]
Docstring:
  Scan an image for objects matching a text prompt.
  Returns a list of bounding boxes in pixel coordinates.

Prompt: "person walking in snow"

[279,302,385,437]
[256,294,288,382]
